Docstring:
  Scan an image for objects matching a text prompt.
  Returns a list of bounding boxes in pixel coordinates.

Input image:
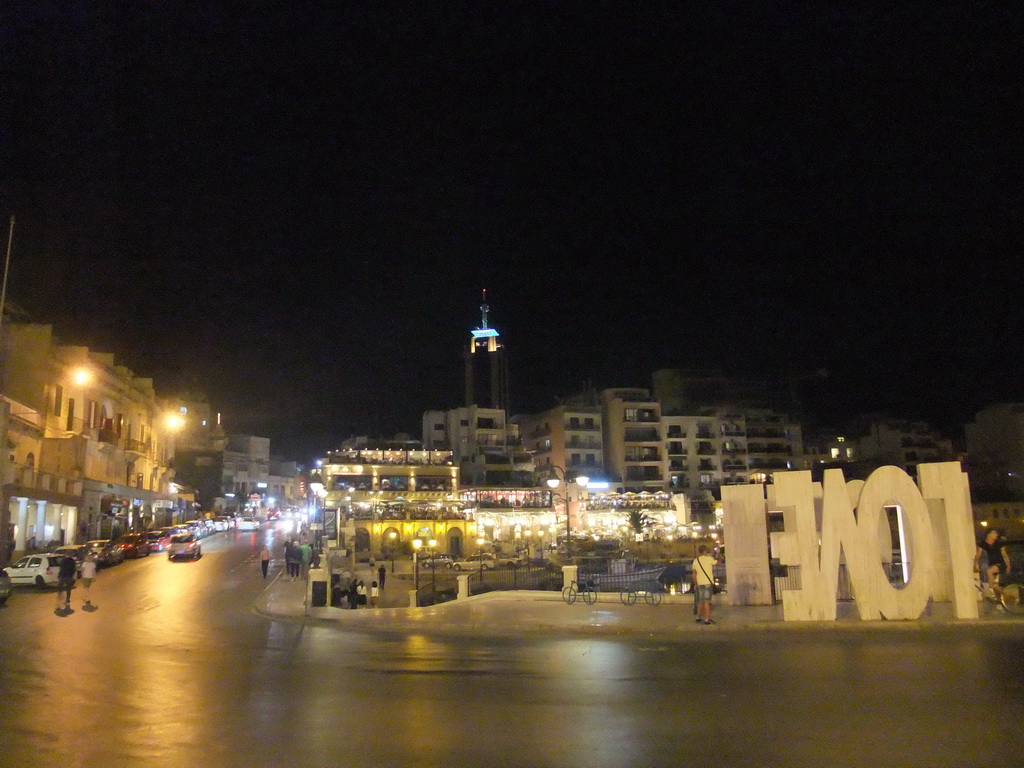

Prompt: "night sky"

[3,3,1022,460]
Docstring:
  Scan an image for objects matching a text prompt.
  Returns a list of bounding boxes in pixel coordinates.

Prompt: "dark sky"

[2,3,1022,460]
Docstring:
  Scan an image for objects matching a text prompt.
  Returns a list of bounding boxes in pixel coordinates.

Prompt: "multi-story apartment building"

[517,403,603,477]
[855,417,952,478]
[0,323,181,561]
[965,403,1024,500]
[600,387,665,493]
[422,406,533,487]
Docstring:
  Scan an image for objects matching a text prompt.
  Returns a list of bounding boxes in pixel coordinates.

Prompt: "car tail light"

[45,567,53,574]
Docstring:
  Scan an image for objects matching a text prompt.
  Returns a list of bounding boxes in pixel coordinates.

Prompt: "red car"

[114,533,151,559]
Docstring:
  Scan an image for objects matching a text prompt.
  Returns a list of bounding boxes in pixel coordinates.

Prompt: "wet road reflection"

[2,522,1023,767]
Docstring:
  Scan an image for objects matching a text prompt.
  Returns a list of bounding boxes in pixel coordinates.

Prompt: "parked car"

[51,545,87,576]
[0,569,11,604]
[237,517,259,531]
[418,553,454,569]
[85,539,125,566]
[115,533,151,558]
[181,521,207,539]
[167,533,201,561]
[449,553,497,571]
[216,516,236,530]
[2,554,65,587]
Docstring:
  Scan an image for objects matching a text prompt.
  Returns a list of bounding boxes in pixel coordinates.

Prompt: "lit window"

[830,448,840,459]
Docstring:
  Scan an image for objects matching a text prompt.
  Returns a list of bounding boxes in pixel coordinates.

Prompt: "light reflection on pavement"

[1,521,1023,768]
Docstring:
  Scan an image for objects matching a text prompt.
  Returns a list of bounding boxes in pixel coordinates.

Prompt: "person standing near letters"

[692,545,717,625]
[975,528,1010,601]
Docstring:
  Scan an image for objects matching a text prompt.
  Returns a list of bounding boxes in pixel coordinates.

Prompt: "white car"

[167,533,201,561]
[2,554,65,587]
[449,553,496,571]
[237,517,259,531]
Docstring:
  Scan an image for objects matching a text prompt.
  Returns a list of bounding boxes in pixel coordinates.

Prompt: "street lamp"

[476,537,486,580]
[388,530,398,573]
[545,467,590,554]
[428,538,438,592]
[412,539,422,605]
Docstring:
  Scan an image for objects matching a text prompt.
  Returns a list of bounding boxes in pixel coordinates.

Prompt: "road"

[1,522,1023,768]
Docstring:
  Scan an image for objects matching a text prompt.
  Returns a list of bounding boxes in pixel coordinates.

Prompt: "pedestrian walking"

[81,551,98,603]
[347,578,358,609]
[377,563,387,590]
[356,580,367,608]
[285,540,301,580]
[370,580,379,608]
[55,554,76,611]
[260,545,271,579]
[299,540,312,576]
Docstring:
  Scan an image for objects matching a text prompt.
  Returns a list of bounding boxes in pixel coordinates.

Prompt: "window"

[570,453,581,465]
[67,398,76,431]
[585,454,597,466]
[54,385,63,417]
[460,419,469,427]
[830,448,840,459]
[700,472,714,485]
[584,418,595,429]
[846,448,853,458]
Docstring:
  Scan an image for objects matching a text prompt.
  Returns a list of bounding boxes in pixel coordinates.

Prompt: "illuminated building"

[464,289,508,411]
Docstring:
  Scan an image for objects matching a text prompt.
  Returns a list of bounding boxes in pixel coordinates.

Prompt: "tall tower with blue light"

[464,289,508,410]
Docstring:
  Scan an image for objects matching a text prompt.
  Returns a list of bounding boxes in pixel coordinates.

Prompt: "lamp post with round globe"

[545,467,589,557]
[412,539,422,605]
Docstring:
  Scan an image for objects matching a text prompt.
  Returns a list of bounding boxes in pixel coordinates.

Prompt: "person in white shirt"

[691,545,717,625]
[81,551,98,604]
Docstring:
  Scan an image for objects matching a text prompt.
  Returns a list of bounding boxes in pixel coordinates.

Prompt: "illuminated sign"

[471,328,499,338]
[256,482,268,489]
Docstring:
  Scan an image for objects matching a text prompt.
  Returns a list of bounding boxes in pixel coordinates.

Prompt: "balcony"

[696,442,715,456]
[9,463,84,497]
[98,426,120,447]
[125,438,151,458]
[623,428,660,443]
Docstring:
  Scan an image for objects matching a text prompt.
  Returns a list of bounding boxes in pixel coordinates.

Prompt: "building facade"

[0,324,181,562]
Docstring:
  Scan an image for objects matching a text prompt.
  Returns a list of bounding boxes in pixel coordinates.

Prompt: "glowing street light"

[546,467,590,554]
[412,539,422,605]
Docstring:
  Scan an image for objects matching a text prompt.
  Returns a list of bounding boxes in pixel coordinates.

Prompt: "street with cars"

[1,517,1023,766]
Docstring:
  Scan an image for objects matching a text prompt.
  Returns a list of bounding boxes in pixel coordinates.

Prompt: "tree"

[627,511,653,559]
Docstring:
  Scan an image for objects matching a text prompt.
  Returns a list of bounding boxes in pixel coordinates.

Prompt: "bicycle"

[562,579,598,605]
[977,575,1024,614]
[620,581,664,607]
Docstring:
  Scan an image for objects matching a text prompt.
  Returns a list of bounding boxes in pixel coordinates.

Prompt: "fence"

[414,564,562,606]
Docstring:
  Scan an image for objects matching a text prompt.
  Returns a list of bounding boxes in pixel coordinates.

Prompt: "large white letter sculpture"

[760,462,977,621]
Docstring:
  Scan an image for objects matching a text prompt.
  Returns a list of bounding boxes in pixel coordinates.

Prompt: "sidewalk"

[253,566,1024,638]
